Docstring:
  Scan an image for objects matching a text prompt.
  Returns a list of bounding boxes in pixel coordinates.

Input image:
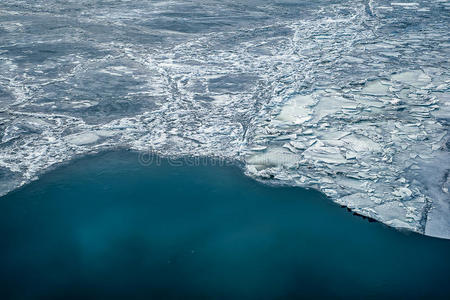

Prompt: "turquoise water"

[0,151,449,299]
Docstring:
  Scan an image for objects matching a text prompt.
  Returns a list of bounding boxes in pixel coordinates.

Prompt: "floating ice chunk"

[249,145,267,151]
[95,130,116,137]
[302,143,347,164]
[313,95,356,121]
[65,132,99,146]
[71,100,99,109]
[274,133,297,141]
[391,2,419,7]
[335,177,369,191]
[247,147,299,167]
[391,70,431,87]
[339,193,376,208]
[431,93,450,121]
[341,134,381,152]
[373,202,411,227]
[210,94,231,104]
[277,94,315,125]
[289,140,309,150]
[385,219,415,230]
[339,193,374,208]
[282,142,298,153]
[362,80,389,96]
[322,139,345,147]
[392,187,413,199]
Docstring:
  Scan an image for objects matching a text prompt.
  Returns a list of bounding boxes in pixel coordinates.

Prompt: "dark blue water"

[0,151,449,299]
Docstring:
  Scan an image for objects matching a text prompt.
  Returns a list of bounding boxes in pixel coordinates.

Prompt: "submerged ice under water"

[0,0,449,238]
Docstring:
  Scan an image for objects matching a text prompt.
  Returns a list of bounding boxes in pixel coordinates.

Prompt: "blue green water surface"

[0,151,449,299]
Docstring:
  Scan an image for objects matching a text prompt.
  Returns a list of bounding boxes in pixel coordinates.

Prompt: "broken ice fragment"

[391,70,431,88]
[362,80,389,96]
[277,94,315,125]
[65,132,99,146]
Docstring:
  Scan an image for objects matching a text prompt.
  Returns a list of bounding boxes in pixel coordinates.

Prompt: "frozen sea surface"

[0,0,449,237]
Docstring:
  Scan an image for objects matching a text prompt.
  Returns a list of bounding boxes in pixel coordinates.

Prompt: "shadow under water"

[0,151,449,299]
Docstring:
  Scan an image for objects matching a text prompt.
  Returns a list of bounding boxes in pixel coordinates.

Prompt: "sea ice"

[65,132,99,146]
[247,147,299,168]
[391,70,431,88]
[0,0,448,239]
[362,80,389,96]
[276,95,315,125]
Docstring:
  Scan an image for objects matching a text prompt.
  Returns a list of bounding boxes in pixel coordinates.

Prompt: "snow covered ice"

[0,0,449,238]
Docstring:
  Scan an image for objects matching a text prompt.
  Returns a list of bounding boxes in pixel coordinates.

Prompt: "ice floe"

[65,132,99,146]
[276,95,315,125]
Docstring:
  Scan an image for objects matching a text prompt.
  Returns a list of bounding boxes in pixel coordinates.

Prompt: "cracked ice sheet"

[245,66,449,236]
[0,0,449,238]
